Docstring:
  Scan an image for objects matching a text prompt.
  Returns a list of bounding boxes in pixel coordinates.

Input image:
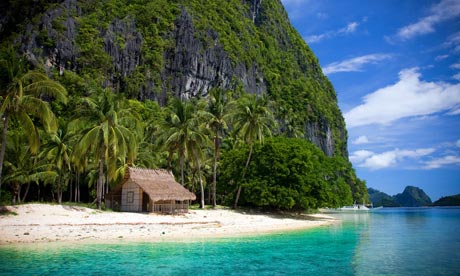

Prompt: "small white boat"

[339,203,370,212]
[319,202,383,213]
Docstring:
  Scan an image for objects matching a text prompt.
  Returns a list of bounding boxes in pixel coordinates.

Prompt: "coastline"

[0,204,337,245]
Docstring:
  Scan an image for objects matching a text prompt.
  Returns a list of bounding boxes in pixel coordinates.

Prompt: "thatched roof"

[121,167,196,201]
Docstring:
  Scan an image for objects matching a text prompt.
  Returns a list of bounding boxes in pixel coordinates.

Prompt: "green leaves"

[228,94,276,146]
[0,50,68,198]
[219,137,357,211]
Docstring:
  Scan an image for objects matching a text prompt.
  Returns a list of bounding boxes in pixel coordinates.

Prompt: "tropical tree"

[41,127,74,204]
[206,88,229,208]
[228,94,275,208]
[157,98,195,186]
[3,131,57,203]
[71,88,138,209]
[0,48,68,199]
[186,103,211,208]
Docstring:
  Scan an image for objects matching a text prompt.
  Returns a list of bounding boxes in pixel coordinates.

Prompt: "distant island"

[369,186,432,207]
[369,186,460,207]
[431,194,460,206]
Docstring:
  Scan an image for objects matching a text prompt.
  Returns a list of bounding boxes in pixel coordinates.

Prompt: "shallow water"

[1,207,459,276]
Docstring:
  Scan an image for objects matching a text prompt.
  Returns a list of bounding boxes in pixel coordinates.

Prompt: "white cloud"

[349,150,374,163]
[424,155,460,169]
[451,63,460,69]
[305,21,360,44]
[342,22,359,34]
[397,0,460,40]
[352,135,370,145]
[323,54,392,75]
[306,33,332,43]
[448,106,460,115]
[435,54,449,61]
[444,32,460,53]
[456,139,460,147]
[344,68,460,128]
[454,73,460,81]
[351,148,435,170]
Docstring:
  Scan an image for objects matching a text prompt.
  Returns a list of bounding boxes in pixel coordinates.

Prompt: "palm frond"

[21,95,57,133]
[16,111,40,153]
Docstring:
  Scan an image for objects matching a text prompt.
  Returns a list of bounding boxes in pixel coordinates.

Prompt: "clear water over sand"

[1,207,459,275]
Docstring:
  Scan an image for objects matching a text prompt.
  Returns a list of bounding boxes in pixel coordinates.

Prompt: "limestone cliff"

[1,0,348,158]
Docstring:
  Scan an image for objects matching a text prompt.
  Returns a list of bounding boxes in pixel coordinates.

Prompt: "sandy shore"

[0,204,336,244]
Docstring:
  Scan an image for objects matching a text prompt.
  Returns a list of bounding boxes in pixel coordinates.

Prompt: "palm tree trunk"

[167,149,174,169]
[77,172,80,202]
[0,114,9,200]
[234,144,253,209]
[69,178,73,202]
[58,169,62,204]
[17,183,22,203]
[180,147,185,186]
[212,131,219,208]
[12,182,19,204]
[22,183,31,202]
[97,146,106,210]
[105,169,109,195]
[74,173,78,202]
[196,156,205,209]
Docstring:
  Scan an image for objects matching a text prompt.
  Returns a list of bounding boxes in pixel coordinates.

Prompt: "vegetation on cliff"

[219,137,365,210]
[369,186,432,207]
[432,194,460,206]
[0,0,367,210]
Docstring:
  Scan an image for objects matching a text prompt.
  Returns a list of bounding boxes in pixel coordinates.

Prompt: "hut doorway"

[142,192,150,212]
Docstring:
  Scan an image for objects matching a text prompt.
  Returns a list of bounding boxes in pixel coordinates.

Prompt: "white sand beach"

[0,204,336,244]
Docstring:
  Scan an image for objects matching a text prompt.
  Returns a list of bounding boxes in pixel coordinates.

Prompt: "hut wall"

[121,181,142,212]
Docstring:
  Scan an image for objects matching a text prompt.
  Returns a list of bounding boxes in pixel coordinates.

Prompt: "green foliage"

[0,0,367,208]
[219,137,354,210]
[432,194,460,206]
[71,87,139,209]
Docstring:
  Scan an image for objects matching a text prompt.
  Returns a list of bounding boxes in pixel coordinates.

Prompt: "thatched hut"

[106,167,196,213]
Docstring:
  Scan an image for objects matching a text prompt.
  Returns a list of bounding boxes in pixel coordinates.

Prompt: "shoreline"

[0,204,337,245]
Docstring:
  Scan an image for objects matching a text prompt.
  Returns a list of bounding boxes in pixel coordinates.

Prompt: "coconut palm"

[71,88,138,209]
[157,98,195,186]
[186,109,211,209]
[41,128,73,204]
[206,88,229,208]
[0,48,68,199]
[228,94,275,208]
[3,131,57,203]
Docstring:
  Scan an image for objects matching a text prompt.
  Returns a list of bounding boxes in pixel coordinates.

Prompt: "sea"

[0,207,459,276]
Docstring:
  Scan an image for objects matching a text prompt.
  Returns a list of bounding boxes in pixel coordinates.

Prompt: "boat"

[339,203,370,212]
[320,202,382,213]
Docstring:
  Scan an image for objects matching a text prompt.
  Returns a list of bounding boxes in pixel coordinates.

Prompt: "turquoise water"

[1,207,459,275]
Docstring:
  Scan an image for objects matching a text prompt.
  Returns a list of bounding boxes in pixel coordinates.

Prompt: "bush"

[218,137,354,210]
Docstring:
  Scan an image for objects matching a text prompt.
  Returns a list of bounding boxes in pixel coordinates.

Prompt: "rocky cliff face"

[2,0,348,158]
[162,7,266,104]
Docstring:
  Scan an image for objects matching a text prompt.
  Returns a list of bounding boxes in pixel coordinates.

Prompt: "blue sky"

[281,0,460,200]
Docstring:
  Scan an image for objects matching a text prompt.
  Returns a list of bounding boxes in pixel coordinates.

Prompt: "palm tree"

[71,88,138,209]
[157,98,195,186]
[3,131,57,203]
[229,94,275,208]
[0,48,68,199]
[186,113,211,209]
[41,128,73,204]
[206,88,229,208]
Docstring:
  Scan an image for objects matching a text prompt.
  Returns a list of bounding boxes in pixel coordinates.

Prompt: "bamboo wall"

[121,181,142,212]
